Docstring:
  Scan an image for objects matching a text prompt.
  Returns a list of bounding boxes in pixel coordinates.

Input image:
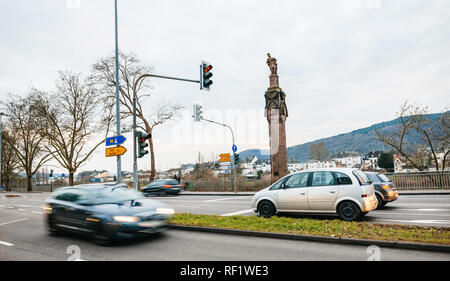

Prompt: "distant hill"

[239,113,443,163]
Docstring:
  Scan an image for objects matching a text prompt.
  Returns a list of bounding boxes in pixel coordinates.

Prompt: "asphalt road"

[0,205,449,261]
[0,192,449,261]
[2,193,450,227]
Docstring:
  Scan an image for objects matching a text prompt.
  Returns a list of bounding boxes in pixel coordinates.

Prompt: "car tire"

[376,194,385,210]
[337,201,361,221]
[47,218,62,237]
[258,201,276,218]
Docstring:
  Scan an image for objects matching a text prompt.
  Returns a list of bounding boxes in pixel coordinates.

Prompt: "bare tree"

[309,142,329,161]
[1,128,20,191]
[33,71,114,186]
[2,91,52,191]
[91,51,183,181]
[376,101,449,171]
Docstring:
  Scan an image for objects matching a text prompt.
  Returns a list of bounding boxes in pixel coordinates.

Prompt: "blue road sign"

[61,173,65,178]
[106,135,127,146]
[232,144,237,152]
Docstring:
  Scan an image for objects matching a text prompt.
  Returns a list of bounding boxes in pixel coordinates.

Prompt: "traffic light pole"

[114,0,122,184]
[131,73,201,190]
[201,118,238,193]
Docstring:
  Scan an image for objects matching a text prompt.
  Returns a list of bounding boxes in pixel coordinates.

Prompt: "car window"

[365,173,380,183]
[269,177,286,190]
[284,173,309,189]
[352,170,372,185]
[311,171,336,187]
[55,189,89,203]
[335,172,353,185]
[377,174,391,183]
[149,180,166,186]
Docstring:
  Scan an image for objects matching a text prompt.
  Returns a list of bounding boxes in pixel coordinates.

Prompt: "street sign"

[220,161,231,166]
[219,153,230,158]
[220,170,231,174]
[219,166,231,170]
[220,157,231,162]
[61,173,65,178]
[105,146,127,157]
[232,145,237,152]
[106,135,127,146]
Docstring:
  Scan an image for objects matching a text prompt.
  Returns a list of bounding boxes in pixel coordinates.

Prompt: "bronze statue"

[266,53,277,75]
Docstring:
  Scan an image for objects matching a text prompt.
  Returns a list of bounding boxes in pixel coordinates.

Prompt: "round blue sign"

[232,145,237,152]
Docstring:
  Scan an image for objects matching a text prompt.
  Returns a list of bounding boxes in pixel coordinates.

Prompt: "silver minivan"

[251,168,378,221]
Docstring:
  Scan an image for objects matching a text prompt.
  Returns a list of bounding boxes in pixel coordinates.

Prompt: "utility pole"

[114,0,122,183]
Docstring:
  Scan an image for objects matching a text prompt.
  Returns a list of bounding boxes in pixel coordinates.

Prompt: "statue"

[266,53,277,75]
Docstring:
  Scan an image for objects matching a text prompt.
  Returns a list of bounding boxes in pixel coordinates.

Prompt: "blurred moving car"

[364,172,398,209]
[141,179,182,196]
[43,183,175,245]
[251,168,378,221]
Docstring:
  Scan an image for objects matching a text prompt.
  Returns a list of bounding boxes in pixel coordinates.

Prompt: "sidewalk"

[180,189,450,196]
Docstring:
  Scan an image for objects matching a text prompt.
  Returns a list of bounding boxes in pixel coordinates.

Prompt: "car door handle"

[330,191,336,194]
[300,192,306,195]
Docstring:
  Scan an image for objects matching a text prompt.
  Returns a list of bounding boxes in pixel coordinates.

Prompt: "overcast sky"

[0,0,449,175]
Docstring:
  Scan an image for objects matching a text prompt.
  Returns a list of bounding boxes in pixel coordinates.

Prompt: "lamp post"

[0,112,4,188]
[114,0,122,183]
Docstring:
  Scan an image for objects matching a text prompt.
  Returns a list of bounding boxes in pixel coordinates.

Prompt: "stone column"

[265,53,288,183]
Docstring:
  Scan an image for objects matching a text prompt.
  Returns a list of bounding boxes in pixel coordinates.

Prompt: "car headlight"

[381,185,391,190]
[113,216,140,222]
[155,208,175,215]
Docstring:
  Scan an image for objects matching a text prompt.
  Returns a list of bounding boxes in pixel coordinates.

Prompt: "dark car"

[364,172,399,209]
[141,179,182,196]
[43,183,175,245]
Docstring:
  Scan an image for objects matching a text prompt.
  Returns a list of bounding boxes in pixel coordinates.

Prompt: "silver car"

[251,168,378,221]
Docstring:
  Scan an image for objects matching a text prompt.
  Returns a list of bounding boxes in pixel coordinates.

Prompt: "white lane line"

[371,212,450,217]
[0,241,14,247]
[204,196,253,202]
[0,218,28,226]
[32,211,43,214]
[378,219,450,225]
[221,209,254,216]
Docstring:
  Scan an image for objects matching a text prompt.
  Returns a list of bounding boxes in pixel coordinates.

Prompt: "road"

[0,192,449,261]
[0,205,449,261]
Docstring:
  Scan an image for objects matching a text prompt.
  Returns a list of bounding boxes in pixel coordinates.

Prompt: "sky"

[0,0,449,176]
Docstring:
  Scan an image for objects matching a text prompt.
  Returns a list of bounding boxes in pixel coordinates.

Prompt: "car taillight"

[361,194,367,198]
[163,185,172,188]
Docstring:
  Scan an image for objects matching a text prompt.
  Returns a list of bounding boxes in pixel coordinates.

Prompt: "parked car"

[364,172,398,209]
[43,183,175,245]
[251,168,378,221]
[141,179,183,196]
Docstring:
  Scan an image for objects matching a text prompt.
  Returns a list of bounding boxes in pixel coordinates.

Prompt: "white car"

[251,168,378,221]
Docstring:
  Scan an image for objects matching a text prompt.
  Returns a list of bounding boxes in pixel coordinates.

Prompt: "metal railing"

[385,171,450,190]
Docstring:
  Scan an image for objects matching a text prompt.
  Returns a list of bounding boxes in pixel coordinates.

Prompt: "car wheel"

[47,218,62,236]
[376,194,385,210]
[337,201,361,221]
[258,201,276,218]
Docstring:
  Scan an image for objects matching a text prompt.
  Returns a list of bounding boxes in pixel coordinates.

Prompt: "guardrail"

[385,171,450,190]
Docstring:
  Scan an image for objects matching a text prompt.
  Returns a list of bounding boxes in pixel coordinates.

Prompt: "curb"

[168,224,450,253]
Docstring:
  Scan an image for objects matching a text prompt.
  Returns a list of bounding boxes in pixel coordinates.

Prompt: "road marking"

[0,218,28,226]
[0,241,14,247]
[380,219,450,225]
[204,196,253,202]
[32,211,43,214]
[221,209,254,216]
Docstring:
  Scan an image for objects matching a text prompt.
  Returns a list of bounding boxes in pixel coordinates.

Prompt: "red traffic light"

[203,65,213,72]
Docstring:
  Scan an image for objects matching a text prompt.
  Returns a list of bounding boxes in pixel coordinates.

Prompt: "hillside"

[239,113,443,163]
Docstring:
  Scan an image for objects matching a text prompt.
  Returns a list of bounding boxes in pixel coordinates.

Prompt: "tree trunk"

[4,177,10,191]
[149,137,156,181]
[27,175,33,192]
[69,171,75,186]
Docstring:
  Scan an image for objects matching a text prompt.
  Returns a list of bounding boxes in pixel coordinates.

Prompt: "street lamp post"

[0,113,4,188]
[114,0,122,183]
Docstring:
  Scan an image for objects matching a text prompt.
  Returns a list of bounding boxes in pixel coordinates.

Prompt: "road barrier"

[385,171,450,190]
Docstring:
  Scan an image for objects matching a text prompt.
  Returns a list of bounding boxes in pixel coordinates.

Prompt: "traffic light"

[234,153,240,165]
[49,170,53,179]
[137,131,151,158]
[192,103,203,122]
[200,61,213,90]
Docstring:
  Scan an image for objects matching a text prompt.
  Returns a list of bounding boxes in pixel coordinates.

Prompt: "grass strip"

[169,213,450,245]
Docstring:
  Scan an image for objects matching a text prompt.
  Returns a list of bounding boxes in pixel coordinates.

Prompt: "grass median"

[169,213,450,245]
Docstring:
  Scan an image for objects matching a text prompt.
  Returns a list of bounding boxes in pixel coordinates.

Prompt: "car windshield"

[352,170,372,185]
[377,174,392,182]
[90,187,144,204]
[365,173,380,183]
